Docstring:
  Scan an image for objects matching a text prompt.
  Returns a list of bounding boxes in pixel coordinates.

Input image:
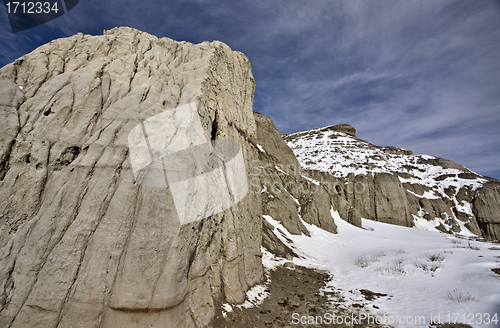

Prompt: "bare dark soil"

[210,264,387,328]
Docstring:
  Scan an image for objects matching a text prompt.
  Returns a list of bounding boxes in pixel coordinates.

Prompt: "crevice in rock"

[227,120,258,149]
[8,170,94,327]
[211,112,218,141]
[109,302,186,313]
[0,257,15,311]
[140,86,150,103]
[13,140,108,321]
[52,146,80,171]
[0,139,17,181]
[24,76,72,130]
[100,176,142,326]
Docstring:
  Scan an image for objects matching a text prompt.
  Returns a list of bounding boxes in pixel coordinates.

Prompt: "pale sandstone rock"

[0,26,347,328]
[473,182,500,240]
[0,27,263,328]
[253,112,338,236]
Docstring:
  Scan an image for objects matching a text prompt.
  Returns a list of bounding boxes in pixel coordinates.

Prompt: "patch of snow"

[237,284,271,309]
[413,215,441,232]
[406,189,440,199]
[226,246,278,311]
[222,303,233,313]
[456,200,474,216]
[420,155,435,160]
[300,174,320,185]
[274,165,285,174]
[256,144,266,153]
[284,127,489,237]
[289,194,300,205]
[261,246,287,270]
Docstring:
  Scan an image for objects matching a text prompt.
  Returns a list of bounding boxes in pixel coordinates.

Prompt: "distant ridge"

[284,124,500,240]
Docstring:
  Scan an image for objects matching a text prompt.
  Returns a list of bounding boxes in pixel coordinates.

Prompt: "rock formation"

[0,27,266,328]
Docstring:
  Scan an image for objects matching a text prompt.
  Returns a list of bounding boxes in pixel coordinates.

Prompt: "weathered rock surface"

[327,124,356,137]
[252,111,339,252]
[473,181,500,240]
[4,24,496,328]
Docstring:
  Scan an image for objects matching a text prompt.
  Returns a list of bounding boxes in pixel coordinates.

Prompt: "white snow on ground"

[264,213,500,328]
[236,284,271,310]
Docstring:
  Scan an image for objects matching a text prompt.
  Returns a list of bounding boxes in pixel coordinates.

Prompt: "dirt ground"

[210,264,388,328]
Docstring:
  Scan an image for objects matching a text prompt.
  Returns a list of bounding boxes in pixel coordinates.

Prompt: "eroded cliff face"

[0,26,341,328]
[252,112,341,258]
[0,27,267,328]
[284,125,500,241]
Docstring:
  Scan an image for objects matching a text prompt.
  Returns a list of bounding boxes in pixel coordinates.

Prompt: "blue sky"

[1,0,499,179]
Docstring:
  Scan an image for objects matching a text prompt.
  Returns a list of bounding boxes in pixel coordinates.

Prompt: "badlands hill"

[0,27,498,328]
[284,124,500,241]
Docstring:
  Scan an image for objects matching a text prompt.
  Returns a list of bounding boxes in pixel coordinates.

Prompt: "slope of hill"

[283,124,500,240]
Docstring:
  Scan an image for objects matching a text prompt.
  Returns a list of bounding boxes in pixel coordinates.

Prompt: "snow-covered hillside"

[283,125,496,239]
[244,124,499,327]
[284,125,486,189]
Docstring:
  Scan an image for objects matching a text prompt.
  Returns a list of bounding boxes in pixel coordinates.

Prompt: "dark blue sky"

[1,0,500,179]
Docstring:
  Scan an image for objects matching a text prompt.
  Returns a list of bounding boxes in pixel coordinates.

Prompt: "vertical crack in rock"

[55,151,128,327]
[0,139,16,181]
[7,179,92,327]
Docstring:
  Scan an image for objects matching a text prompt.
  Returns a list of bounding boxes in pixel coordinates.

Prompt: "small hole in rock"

[335,185,342,195]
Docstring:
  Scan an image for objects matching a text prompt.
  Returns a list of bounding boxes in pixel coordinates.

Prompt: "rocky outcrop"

[0,27,268,328]
[4,25,497,328]
[473,181,500,240]
[379,146,413,156]
[327,124,356,136]
[252,112,340,250]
